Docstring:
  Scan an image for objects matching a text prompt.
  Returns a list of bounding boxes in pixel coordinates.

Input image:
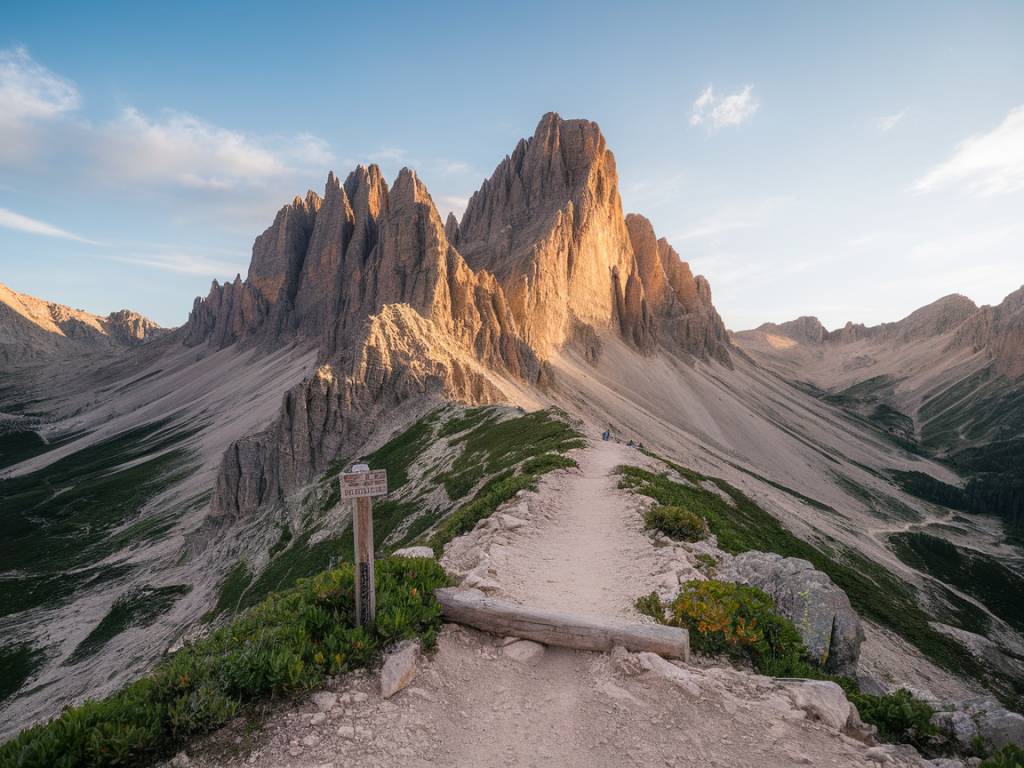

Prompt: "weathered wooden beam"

[435,587,689,660]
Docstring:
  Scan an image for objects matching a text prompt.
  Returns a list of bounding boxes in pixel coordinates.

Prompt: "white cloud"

[690,85,759,130]
[437,195,469,219]
[0,207,100,244]
[0,46,81,162]
[96,107,333,190]
[671,198,786,242]
[875,107,908,132]
[104,249,247,276]
[436,160,472,176]
[368,147,409,164]
[912,105,1024,197]
[0,46,79,125]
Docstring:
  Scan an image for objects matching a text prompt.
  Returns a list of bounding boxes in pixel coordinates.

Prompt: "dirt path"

[488,438,673,619]
[173,439,926,768]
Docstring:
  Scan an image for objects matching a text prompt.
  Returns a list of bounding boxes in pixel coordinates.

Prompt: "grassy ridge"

[0,558,449,768]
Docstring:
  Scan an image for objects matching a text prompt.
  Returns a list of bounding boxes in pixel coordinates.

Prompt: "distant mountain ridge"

[0,282,165,368]
[745,290,1023,378]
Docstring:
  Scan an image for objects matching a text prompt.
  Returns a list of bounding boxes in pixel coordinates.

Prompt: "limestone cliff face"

[624,213,730,363]
[454,113,728,362]
[954,286,1024,380]
[198,113,735,516]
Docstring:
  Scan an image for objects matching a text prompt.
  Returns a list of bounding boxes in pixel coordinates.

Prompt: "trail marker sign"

[340,468,388,499]
[340,464,388,626]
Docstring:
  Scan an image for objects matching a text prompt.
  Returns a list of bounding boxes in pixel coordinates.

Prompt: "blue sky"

[1,1,1022,329]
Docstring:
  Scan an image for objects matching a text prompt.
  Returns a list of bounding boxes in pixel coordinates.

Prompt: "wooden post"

[340,464,388,628]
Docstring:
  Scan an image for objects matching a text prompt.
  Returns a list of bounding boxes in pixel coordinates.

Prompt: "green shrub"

[0,557,448,768]
[643,505,708,542]
[981,744,1024,767]
[838,684,935,747]
[637,581,936,746]
[520,453,578,476]
[641,580,810,676]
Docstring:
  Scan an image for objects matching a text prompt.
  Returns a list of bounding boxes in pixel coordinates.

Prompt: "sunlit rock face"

[186,113,733,516]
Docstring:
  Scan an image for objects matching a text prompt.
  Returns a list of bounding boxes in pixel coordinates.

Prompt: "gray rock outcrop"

[721,552,864,676]
[932,697,1024,751]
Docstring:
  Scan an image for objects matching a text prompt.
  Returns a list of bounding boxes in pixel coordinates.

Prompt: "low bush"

[839,685,935,747]
[637,580,936,747]
[0,557,448,768]
[638,581,809,675]
[643,505,708,542]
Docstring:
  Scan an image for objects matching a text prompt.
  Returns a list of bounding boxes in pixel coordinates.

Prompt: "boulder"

[932,697,1024,751]
[722,552,864,676]
[380,640,420,699]
[778,679,852,731]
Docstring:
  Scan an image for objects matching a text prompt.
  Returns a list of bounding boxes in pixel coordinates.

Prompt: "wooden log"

[435,587,689,660]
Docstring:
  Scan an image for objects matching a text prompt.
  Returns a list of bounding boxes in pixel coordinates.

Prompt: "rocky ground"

[167,439,963,767]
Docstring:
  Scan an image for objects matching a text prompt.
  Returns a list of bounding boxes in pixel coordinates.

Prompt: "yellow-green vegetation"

[636,581,810,676]
[617,459,1017,706]
[0,557,448,768]
[643,504,708,542]
[637,581,936,747]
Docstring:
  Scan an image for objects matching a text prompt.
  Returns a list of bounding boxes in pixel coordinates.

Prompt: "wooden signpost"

[340,463,388,627]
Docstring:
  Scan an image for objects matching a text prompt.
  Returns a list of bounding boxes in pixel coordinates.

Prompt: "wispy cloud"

[0,46,81,161]
[436,195,469,219]
[0,207,100,244]
[436,159,472,176]
[690,84,759,131]
[96,108,332,190]
[875,107,909,132]
[912,105,1024,197]
[0,46,79,125]
[671,198,786,242]
[368,147,409,164]
[104,248,247,277]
